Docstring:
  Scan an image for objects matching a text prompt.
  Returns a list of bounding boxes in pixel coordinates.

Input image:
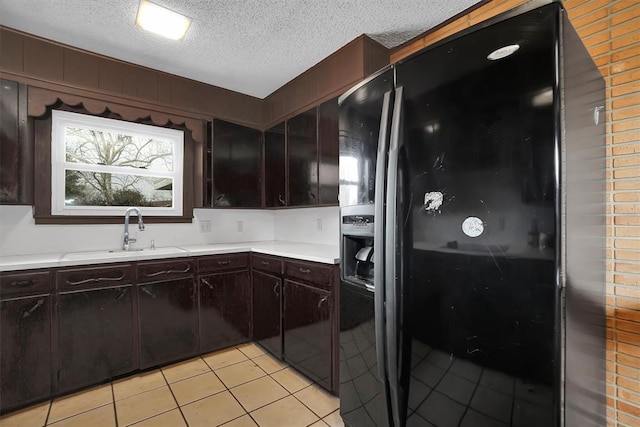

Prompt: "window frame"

[50,110,184,217]
[31,98,202,225]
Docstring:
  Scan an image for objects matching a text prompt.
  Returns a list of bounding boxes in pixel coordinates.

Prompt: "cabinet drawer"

[0,270,51,298]
[252,254,283,276]
[284,260,332,289]
[198,253,249,274]
[137,259,194,283]
[57,264,134,290]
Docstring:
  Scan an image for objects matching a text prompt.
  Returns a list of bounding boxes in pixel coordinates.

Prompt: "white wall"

[273,206,340,246]
[0,206,275,256]
[0,205,340,257]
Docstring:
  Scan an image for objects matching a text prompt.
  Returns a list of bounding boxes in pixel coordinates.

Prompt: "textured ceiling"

[0,0,481,98]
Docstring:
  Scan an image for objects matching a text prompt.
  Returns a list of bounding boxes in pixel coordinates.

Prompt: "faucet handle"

[128,238,137,244]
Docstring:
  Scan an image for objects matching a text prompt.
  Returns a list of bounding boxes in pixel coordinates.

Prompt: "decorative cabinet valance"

[27,86,206,144]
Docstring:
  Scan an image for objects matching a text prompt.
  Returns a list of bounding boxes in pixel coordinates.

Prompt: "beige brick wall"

[391,0,640,425]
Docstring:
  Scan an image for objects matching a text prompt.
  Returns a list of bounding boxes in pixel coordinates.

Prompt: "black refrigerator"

[338,1,606,426]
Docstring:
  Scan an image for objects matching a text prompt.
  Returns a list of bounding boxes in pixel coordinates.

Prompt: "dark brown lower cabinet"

[57,286,134,393]
[251,270,282,358]
[199,270,251,352]
[283,279,332,390]
[0,253,336,413]
[0,295,51,411]
[137,277,198,369]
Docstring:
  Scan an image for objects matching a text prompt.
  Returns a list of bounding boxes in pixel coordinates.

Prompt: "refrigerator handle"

[374,89,393,422]
[385,86,404,427]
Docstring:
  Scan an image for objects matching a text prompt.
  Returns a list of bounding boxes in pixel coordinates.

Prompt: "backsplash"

[0,205,340,257]
[274,206,340,246]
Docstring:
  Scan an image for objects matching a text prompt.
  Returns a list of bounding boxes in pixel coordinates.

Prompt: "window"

[51,110,184,216]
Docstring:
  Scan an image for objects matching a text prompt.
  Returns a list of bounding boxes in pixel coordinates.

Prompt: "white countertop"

[0,241,340,272]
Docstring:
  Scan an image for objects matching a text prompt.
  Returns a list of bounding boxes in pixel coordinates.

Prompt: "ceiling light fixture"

[136,0,191,40]
[487,44,520,60]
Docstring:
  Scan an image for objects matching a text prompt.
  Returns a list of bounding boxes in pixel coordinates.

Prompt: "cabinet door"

[0,79,30,204]
[0,295,51,410]
[138,277,198,368]
[318,98,339,205]
[251,270,282,358]
[199,270,251,353]
[224,270,252,345]
[57,286,134,393]
[264,122,286,207]
[283,280,332,390]
[212,119,262,207]
[287,108,318,206]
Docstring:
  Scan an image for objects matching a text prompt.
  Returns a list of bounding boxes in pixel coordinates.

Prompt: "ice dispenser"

[340,205,375,289]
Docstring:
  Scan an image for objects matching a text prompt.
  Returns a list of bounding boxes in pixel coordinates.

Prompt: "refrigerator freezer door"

[338,67,395,208]
[339,68,395,426]
[397,4,561,427]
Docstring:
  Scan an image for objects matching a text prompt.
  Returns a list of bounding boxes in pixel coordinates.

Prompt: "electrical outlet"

[237,221,243,232]
[199,220,211,233]
[317,218,323,231]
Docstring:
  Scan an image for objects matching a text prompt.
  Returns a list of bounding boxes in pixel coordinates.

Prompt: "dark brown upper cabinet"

[261,98,339,209]
[282,97,338,208]
[209,119,263,208]
[318,98,339,205]
[0,79,31,205]
[287,108,319,206]
[264,122,287,207]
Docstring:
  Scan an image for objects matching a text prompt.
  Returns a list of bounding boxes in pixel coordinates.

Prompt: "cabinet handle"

[308,191,316,201]
[201,278,215,290]
[278,194,285,205]
[140,285,156,298]
[217,260,231,266]
[261,260,269,265]
[317,296,328,309]
[115,288,129,301]
[273,283,279,296]
[144,265,191,277]
[22,299,44,318]
[299,268,311,274]
[66,273,126,286]
[9,279,35,287]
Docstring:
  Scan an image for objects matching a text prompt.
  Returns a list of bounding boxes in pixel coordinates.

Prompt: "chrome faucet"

[123,207,145,251]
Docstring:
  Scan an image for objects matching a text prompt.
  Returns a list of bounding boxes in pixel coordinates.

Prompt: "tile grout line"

[290,386,332,422]
[229,344,339,425]
[220,344,330,426]
[214,346,269,427]
[45,386,114,426]
[111,382,119,427]
[159,364,190,427]
[43,399,53,426]
[30,343,336,427]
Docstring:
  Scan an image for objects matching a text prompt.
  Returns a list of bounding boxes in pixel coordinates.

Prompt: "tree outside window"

[51,111,184,216]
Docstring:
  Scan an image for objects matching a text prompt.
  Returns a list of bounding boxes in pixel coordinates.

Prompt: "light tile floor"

[0,342,345,427]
